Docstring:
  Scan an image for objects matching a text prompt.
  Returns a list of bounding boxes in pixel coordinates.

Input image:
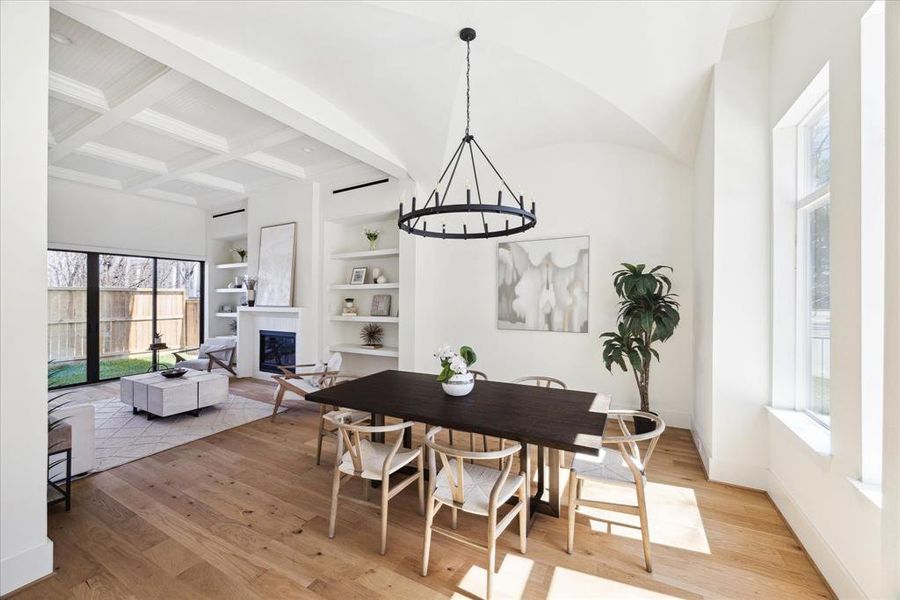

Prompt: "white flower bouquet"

[434,345,477,382]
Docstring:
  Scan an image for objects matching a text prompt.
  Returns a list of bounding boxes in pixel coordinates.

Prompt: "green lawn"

[48,351,183,388]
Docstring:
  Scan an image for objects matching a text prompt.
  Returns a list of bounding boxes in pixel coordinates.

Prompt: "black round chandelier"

[398,27,537,240]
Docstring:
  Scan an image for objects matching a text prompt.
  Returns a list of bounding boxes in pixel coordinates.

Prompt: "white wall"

[706,21,772,489]
[48,179,207,259]
[692,84,715,471]
[0,1,54,595]
[246,180,320,363]
[413,142,695,426]
[882,4,900,594]
[766,1,886,597]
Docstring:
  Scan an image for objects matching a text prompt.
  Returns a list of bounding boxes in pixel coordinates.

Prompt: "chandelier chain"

[465,40,471,136]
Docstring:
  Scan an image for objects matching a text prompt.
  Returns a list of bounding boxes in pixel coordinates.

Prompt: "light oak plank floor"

[19,378,832,599]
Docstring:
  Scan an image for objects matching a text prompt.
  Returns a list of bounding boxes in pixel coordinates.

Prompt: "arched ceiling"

[59,0,776,184]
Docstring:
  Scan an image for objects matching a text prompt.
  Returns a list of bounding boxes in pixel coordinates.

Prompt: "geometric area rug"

[92,394,285,472]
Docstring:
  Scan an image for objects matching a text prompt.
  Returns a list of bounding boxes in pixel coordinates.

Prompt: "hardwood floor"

[21,378,832,599]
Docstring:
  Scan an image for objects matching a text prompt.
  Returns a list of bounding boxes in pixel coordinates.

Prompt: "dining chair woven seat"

[433,459,524,516]
[570,448,644,487]
[339,438,420,480]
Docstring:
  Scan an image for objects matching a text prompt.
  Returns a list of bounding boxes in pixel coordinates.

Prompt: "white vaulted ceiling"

[47,9,378,209]
[50,1,778,204]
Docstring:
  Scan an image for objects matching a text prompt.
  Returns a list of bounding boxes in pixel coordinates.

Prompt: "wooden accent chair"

[447,369,490,457]
[270,352,343,419]
[313,375,371,465]
[508,375,568,470]
[326,411,424,555]
[567,410,666,572]
[422,426,528,600]
[173,337,237,375]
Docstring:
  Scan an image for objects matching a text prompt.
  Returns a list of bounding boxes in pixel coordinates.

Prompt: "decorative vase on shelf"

[246,289,256,307]
[441,372,475,397]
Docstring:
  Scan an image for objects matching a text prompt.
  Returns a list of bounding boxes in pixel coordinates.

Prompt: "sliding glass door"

[47,250,204,389]
[156,259,202,370]
[99,254,155,379]
[47,250,88,387]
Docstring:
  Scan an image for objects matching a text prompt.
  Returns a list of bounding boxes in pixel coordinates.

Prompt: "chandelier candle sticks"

[397,27,538,240]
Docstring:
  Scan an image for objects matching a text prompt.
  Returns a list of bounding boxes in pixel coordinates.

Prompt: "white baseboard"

[708,458,768,490]
[767,470,866,599]
[691,428,711,475]
[688,430,767,490]
[0,537,53,596]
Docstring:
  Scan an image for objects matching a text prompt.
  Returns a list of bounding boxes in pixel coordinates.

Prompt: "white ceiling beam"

[76,142,168,174]
[130,109,229,154]
[139,188,197,206]
[180,172,244,194]
[127,128,302,194]
[240,151,306,180]
[49,71,109,112]
[49,68,191,163]
[49,165,122,190]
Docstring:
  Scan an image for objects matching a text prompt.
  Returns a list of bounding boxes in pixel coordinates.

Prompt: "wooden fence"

[48,288,199,361]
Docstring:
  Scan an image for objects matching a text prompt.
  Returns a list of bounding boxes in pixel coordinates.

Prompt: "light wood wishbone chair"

[314,375,370,465]
[422,426,528,600]
[567,410,665,572]
[509,375,568,470]
[326,411,424,555]
[447,369,491,459]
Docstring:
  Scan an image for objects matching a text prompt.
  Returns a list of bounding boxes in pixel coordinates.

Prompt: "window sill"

[766,406,832,457]
[847,478,883,509]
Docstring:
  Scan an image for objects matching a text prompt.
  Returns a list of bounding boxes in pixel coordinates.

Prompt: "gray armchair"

[173,336,236,375]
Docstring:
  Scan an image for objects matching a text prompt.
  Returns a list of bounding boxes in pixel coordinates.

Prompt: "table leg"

[371,413,385,443]
[64,448,71,511]
[547,449,561,517]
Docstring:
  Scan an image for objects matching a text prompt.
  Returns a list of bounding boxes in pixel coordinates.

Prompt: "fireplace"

[259,330,296,374]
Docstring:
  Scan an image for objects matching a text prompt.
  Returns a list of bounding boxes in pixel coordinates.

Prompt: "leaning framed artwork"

[497,235,589,332]
[256,222,296,306]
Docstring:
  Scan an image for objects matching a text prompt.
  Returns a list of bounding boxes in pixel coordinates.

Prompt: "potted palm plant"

[600,263,680,434]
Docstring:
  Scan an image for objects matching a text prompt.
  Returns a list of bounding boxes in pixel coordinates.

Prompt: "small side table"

[48,422,72,511]
[148,342,168,372]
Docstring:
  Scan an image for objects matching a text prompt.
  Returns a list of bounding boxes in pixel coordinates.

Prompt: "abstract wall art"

[497,236,589,333]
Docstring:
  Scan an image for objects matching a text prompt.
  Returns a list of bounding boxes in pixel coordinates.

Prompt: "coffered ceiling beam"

[75,142,168,174]
[139,188,197,206]
[130,109,229,154]
[49,165,122,190]
[127,128,303,194]
[49,68,191,163]
[180,172,244,194]
[240,151,306,180]
[49,71,109,112]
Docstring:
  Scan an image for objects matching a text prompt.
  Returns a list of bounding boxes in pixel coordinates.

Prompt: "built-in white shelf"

[238,306,302,313]
[330,283,399,291]
[330,315,399,323]
[329,344,399,358]
[215,262,248,270]
[215,288,246,294]
[330,248,400,260]
[215,312,238,318]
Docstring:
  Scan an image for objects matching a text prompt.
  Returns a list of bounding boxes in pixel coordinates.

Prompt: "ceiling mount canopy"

[398,27,537,240]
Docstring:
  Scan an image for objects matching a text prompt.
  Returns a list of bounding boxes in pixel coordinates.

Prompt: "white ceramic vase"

[441,372,475,397]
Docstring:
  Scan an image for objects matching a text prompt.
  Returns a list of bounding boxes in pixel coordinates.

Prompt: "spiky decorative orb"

[360,323,384,347]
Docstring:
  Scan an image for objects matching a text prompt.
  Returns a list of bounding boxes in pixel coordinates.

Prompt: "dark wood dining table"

[305,369,608,522]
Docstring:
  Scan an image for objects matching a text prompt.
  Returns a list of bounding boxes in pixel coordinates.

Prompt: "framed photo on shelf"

[371,294,392,317]
[349,267,367,285]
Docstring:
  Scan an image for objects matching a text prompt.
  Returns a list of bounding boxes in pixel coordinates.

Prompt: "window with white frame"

[795,96,831,427]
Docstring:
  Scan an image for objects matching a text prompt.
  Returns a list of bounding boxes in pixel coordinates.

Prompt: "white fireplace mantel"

[235,306,309,379]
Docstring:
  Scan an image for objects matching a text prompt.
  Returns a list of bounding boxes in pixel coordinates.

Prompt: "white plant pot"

[441,372,475,397]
